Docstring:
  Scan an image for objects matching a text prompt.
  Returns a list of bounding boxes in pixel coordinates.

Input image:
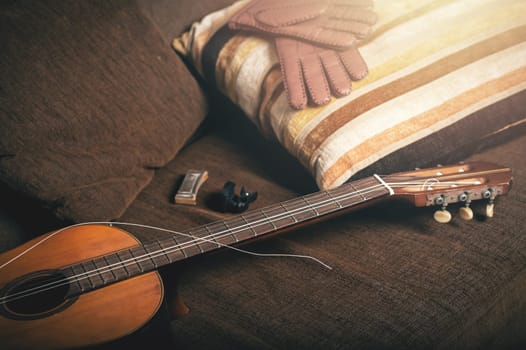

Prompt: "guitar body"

[0,225,164,349]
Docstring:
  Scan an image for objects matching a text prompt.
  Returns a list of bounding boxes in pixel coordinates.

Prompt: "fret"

[203,220,238,244]
[264,204,297,229]
[102,256,119,281]
[305,191,341,216]
[92,256,116,285]
[241,214,259,237]
[188,228,218,253]
[137,241,168,267]
[158,238,185,262]
[170,236,188,258]
[64,265,89,295]
[77,262,97,289]
[349,183,368,201]
[106,252,129,280]
[115,250,134,277]
[302,196,321,216]
[280,203,298,223]
[151,241,172,266]
[284,198,316,222]
[170,228,219,260]
[260,208,278,230]
[204,224,229,247]
[117,246,145,277]
[325,190,343,209]
[243,210,276,233]
[224,217,253,242]
[61,266,82,296]
[71,264,91,292]
[336,180,371,207]
[281,199,308,222]
[188,230,205,254]
[80,260,104,288]
[131,246,156,272]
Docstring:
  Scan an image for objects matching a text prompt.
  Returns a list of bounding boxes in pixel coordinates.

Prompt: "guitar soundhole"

[0,270,76,320]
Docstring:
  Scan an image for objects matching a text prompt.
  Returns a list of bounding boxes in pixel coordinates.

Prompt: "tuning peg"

[434,209,452,223]
[433,195,451,223]
[481,188,496,218]
[459,206,474,221]
[458,192,473,221]
[485,202,495,218]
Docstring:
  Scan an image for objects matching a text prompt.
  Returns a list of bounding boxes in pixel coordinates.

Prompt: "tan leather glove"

[229,0,377,49]
[275,37,368,109]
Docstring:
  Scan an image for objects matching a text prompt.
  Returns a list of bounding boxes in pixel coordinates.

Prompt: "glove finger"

[301,53,331,107]
[255,2,326,27]
[339,48,369,81]
[275,38,309,109]
[319,50,352,97]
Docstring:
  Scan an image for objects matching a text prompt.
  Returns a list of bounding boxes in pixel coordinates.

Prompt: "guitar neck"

[165,175,392,260]
[64,175,392,296]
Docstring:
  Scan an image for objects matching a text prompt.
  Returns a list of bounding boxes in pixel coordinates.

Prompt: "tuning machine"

[433,195,452,223]
[458,192,473,221]
[482,188,496,218]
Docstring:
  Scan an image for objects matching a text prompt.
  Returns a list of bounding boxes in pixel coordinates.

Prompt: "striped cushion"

[174,0,526,190]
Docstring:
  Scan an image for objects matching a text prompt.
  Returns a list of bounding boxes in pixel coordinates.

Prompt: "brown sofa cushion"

[0,1,207,222]
[119,109,526,349]
[136,0,238,43]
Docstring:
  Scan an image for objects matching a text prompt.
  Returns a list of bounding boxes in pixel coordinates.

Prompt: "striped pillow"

[174,0,526,190]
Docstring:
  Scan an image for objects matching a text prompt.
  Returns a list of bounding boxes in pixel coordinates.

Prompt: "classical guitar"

[0,162,512,349]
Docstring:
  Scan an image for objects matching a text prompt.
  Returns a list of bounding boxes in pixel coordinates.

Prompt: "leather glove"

[275,37,368,109]
[229,0,377,49]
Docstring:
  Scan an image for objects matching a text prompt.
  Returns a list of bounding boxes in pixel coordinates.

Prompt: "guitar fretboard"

[64,175,392,296]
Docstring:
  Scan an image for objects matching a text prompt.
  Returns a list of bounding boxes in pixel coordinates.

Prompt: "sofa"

[1,1,526,349]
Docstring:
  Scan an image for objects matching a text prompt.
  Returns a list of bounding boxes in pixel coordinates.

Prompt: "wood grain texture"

[0,225,163,349]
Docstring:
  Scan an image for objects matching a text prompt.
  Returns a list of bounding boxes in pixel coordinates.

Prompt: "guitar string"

[0,176,380,273]
[0,178,481,304]
[0,180,390,304]
[0,178,482,304]
[0,175,467,274]
[0,177,482,304]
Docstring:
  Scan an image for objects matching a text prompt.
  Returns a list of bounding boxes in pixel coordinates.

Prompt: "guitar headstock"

[383,162,512,222]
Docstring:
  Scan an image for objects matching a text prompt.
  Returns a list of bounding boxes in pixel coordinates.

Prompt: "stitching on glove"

[304,55,331,106]
[278,52,307,109]
[256,4,324,27]
[340,50,368,81]
[330,53,352,96]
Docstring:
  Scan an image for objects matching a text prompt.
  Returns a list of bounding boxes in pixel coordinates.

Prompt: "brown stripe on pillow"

[352,89,526,178]
[322,66,526,188]
[298,24,526,162]
[215,33,251,94]
[257,66,283,138]
[201,25,238,87]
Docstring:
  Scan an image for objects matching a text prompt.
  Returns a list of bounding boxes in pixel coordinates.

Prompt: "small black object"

[220,181,257,213]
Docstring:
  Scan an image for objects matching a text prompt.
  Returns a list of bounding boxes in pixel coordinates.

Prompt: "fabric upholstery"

[118,108,526,349]
[0,1,208,222]
[174,0,526,190]
[136,0,238,43]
